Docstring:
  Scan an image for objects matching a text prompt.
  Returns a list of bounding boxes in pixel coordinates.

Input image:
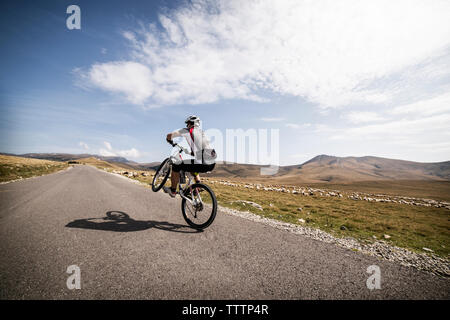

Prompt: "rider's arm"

[167,128,186,143]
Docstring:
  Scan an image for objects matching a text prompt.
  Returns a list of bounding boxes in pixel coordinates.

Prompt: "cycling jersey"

[170,127,216,165]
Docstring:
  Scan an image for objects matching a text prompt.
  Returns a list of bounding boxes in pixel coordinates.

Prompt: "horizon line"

[2,151,449,166]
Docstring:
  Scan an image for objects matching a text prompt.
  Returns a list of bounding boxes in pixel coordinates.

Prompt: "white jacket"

[170,127,216,165]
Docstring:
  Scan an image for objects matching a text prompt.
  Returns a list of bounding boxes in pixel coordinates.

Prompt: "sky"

[1,0,450,166]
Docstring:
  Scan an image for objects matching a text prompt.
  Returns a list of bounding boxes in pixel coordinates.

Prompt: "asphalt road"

[0,165,448,299]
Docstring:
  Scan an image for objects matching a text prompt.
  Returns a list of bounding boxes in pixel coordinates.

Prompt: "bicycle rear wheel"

[181,183,217,230]
[151,158,171,192]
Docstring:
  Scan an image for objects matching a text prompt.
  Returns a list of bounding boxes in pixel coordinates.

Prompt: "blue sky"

[1,0,450,165]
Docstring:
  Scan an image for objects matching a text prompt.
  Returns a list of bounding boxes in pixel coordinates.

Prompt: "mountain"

[202,162,269,178]
[204,155,450,183]
[19,153,141,169]
[7,152,450,183]
[280,155,449,183]
[19,153,165,171]
[21,153,93,162]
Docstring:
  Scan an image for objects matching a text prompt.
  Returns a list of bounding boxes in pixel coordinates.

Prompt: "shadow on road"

[65,210,202,233]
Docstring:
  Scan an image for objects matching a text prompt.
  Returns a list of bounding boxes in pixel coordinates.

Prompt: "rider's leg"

[193,173,201,183]
[170,171,180,191]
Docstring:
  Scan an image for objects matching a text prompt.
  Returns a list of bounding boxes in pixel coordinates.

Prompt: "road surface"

[0,165,448,299]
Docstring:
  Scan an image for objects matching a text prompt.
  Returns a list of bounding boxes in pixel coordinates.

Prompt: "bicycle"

[151,141,217,230]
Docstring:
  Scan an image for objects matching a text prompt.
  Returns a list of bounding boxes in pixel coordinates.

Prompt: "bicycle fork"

[178,173,201,204]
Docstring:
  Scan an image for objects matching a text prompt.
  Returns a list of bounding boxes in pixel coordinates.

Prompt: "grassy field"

[227,177,450,202]
[0,155,69,182]
[294,180,450,202]
[72,162,450,258]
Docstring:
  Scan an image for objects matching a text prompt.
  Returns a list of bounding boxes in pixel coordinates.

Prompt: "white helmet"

[185,115,201,127]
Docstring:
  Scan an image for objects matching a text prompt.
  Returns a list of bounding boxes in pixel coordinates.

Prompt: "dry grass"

[306,180,450,202]
[0,155,68,182]
[227,178,450,202]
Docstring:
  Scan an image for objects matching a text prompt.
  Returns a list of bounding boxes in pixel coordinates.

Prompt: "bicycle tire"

[181,183,217,230]
[151,158,171,192]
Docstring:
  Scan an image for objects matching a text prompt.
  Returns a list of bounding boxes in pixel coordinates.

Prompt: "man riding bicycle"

[163,115,216,197]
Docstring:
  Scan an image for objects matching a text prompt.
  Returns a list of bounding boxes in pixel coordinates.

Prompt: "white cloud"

[79,142,89,150]
[81,0,450,108]
[104,141,112,151]
[88,61,153,104]
[285,123,300,129]
[285,123,312,129]
[331,114,450,141]
[344,111,386,124]
[99,141,141,159]
[99,148,116,157]
[260,117,285,122]
[116,148,141,158]
[389,92,450,116]
[299,89,450,162]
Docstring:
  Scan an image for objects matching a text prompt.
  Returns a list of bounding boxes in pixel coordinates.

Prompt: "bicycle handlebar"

[167,139,176,147]
[167,139,190,155]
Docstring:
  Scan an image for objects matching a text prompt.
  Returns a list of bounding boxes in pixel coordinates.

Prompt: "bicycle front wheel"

[181,183,217,230]
[151,158,171,192]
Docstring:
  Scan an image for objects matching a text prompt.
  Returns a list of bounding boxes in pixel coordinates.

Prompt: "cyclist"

[163,115,216,197]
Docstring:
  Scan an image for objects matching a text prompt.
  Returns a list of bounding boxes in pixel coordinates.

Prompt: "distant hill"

[21,152,127,163]
[204,155,450,183]
[293,155,450,182]
[5,152,450,183]
[203,162,269,178]
[19,153,144,169]
[74,157,132,170]
[134,162,161,170]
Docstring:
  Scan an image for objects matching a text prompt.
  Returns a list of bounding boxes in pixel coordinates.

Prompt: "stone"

[232,200,263,211]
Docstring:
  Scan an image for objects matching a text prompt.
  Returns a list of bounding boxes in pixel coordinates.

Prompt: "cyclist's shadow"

[65,211,202,233]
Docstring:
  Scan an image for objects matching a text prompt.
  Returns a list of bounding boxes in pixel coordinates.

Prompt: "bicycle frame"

[168,143,202,206]
[178,172,202,206]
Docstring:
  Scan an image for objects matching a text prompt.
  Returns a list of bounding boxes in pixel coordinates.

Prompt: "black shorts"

[172,162,215,173]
